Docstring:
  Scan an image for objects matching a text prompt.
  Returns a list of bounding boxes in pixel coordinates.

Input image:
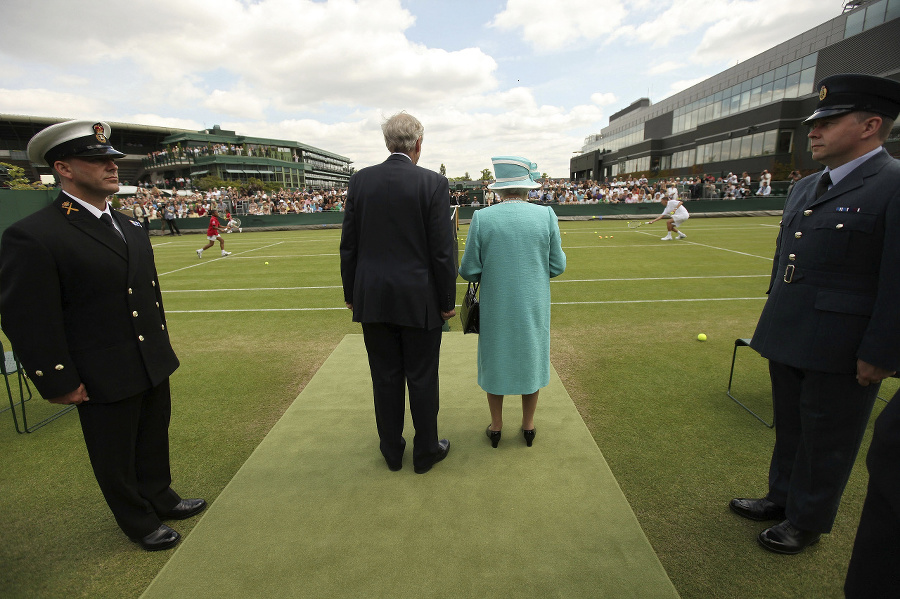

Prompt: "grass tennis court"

[2,215,895,598]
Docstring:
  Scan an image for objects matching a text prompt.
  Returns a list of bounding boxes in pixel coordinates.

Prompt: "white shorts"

[673,215,688,227]
[207,234,220,241]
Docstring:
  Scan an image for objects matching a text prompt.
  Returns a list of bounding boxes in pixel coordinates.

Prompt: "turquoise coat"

[459,201,566,395]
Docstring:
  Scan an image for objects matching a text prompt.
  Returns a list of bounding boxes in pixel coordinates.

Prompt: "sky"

[0,0,842,178]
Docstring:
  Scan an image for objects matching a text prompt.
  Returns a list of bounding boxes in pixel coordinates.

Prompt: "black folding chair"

[726,338,774,428]
[1,340,75,433]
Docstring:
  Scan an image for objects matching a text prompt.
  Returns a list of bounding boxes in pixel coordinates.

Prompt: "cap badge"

[819,86,827,101]
[61,201,79,215]
[92,123,107,143]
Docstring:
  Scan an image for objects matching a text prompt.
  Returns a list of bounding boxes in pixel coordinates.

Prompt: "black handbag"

[460,282,480,334]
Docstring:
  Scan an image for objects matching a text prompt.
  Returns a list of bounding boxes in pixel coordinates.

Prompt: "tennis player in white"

[648,188,689,240]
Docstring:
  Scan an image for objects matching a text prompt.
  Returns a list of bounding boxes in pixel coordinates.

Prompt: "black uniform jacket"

[340,154,457,330]
[0,193,179,403]
[751,149,900,374]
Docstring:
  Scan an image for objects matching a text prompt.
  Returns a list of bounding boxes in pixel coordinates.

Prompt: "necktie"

[815,172,831,199]
[100,213,126,244]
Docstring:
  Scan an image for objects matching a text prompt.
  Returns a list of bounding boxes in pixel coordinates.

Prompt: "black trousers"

[76,379,180,538]
[845,390,900,598]
[164,219,180,235]
[361,322,442,470]
[766,360,878,533]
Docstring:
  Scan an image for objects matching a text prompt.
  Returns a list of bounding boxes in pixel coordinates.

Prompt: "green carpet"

[141,334,678,598]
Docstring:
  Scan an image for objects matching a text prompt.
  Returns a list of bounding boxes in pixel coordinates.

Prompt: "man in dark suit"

[0,120,205,551]
[729,74,900,555]
[340,112,457,474]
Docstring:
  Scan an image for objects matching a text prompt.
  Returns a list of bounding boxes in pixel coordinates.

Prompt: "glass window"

[762,130,778,155]
[887,0,900,21]
[761,81,774,105]
[762,69,775,85]
[740,79,752,93]
[712,141,723,163]
[731,138,742,159]
[801,52,818,70]
[777,131,793,154]
[798,67,816,96]
[740,90,750,111]
[712,99,721,120]
[773,77,786,101]
[720,139,731,162]
[845,9,865,36]
[731,94,741,114]
[749,86,761,108]
[714,90,723,103]
[785,71,801,98]
[740,136,753,159]
[751,75,763,89]
[721,97,731,117]
[787,58,802,75]
[774,64,788,80]
[751,132,765,156]
[864,0,887,30]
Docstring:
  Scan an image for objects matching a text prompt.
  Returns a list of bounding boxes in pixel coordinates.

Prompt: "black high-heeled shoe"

[523,428,536,447]
[485,426,501,448]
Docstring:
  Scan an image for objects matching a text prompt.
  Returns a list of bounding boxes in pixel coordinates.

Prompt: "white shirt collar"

[62,190,112,219]
[390,152,412,162]
[825,146,883,187]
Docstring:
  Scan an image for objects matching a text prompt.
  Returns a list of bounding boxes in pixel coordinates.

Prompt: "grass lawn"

[1,216,894,598]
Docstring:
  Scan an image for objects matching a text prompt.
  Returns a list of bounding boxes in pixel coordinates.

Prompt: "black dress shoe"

[414,439,450,474]
[130,524,181,551]
[486,426,501,448]
[385,437,405,471]
[159,498,207,520]
[757,519,821,555]
[729,497,786,521]
[523,428,536,447]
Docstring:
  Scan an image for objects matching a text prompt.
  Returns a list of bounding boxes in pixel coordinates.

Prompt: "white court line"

[165,296,766,314]
[229,253,339,258]
[635,230,772,260]
[157,242,284,276]
[160,274,769,294]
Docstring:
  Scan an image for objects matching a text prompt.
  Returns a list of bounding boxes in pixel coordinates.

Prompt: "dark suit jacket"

[0,193,179,403]
[340,154,457,330]
[751,149,900,374]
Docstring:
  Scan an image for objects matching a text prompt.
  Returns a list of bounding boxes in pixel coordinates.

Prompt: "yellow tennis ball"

[265,262,269,265]
[697,333,707,341]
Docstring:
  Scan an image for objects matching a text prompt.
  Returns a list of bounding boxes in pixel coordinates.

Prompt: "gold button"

[138,335,145,341]
[803,210,812,216]
[55,364,64,371]
[128,288,133,294]
[836,223,844,229]
[152,281,156,287]
[779,220,782,225]
[35,370,43,377]
[132,311,139,317]
[789,254,796,261]
[161,325,166,330]
[155,302,160,307]
[794,232,802,239]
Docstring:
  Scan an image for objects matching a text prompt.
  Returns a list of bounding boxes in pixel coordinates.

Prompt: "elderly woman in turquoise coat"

[459,156,566,448]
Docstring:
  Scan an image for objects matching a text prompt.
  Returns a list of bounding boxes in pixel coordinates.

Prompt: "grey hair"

[496,188,527,200]
[382,112,424,153]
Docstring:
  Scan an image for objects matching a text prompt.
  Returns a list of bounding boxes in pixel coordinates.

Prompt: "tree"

[439,163,446,176]
[0,162,49,190]
[194,175,228,191]
[480,168,492,181]
[542,172,549,180]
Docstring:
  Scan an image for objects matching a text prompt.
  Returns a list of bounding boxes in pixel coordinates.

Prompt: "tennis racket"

[627,220,648,229]
[226,218,242,232]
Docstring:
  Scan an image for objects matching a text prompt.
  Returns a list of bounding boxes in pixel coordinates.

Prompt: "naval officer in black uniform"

[729,74,900,555]
[0,120,206,551]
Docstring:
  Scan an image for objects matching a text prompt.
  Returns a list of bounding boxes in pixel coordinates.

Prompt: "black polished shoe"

[486,426,501,448]
[385,437,405,471]
[414,439,450,474]
[130,524,181,551]
[159,498,207,520]
[757,520,821,555]
[729,497,785,521]
[523,428,536,447]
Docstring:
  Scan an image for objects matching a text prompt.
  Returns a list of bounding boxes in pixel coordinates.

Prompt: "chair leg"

[726,341,774,428]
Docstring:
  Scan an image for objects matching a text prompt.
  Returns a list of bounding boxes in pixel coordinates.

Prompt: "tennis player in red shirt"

[196,209,231,258]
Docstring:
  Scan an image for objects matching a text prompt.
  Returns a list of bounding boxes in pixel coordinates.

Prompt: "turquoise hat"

[488,156,541,190]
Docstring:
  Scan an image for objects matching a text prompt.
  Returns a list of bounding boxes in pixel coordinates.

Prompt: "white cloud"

[590,92,617,106]
[490,0,629,51]
[648,61,681,76]
[204,88,270,121]
[0,89,108,119]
